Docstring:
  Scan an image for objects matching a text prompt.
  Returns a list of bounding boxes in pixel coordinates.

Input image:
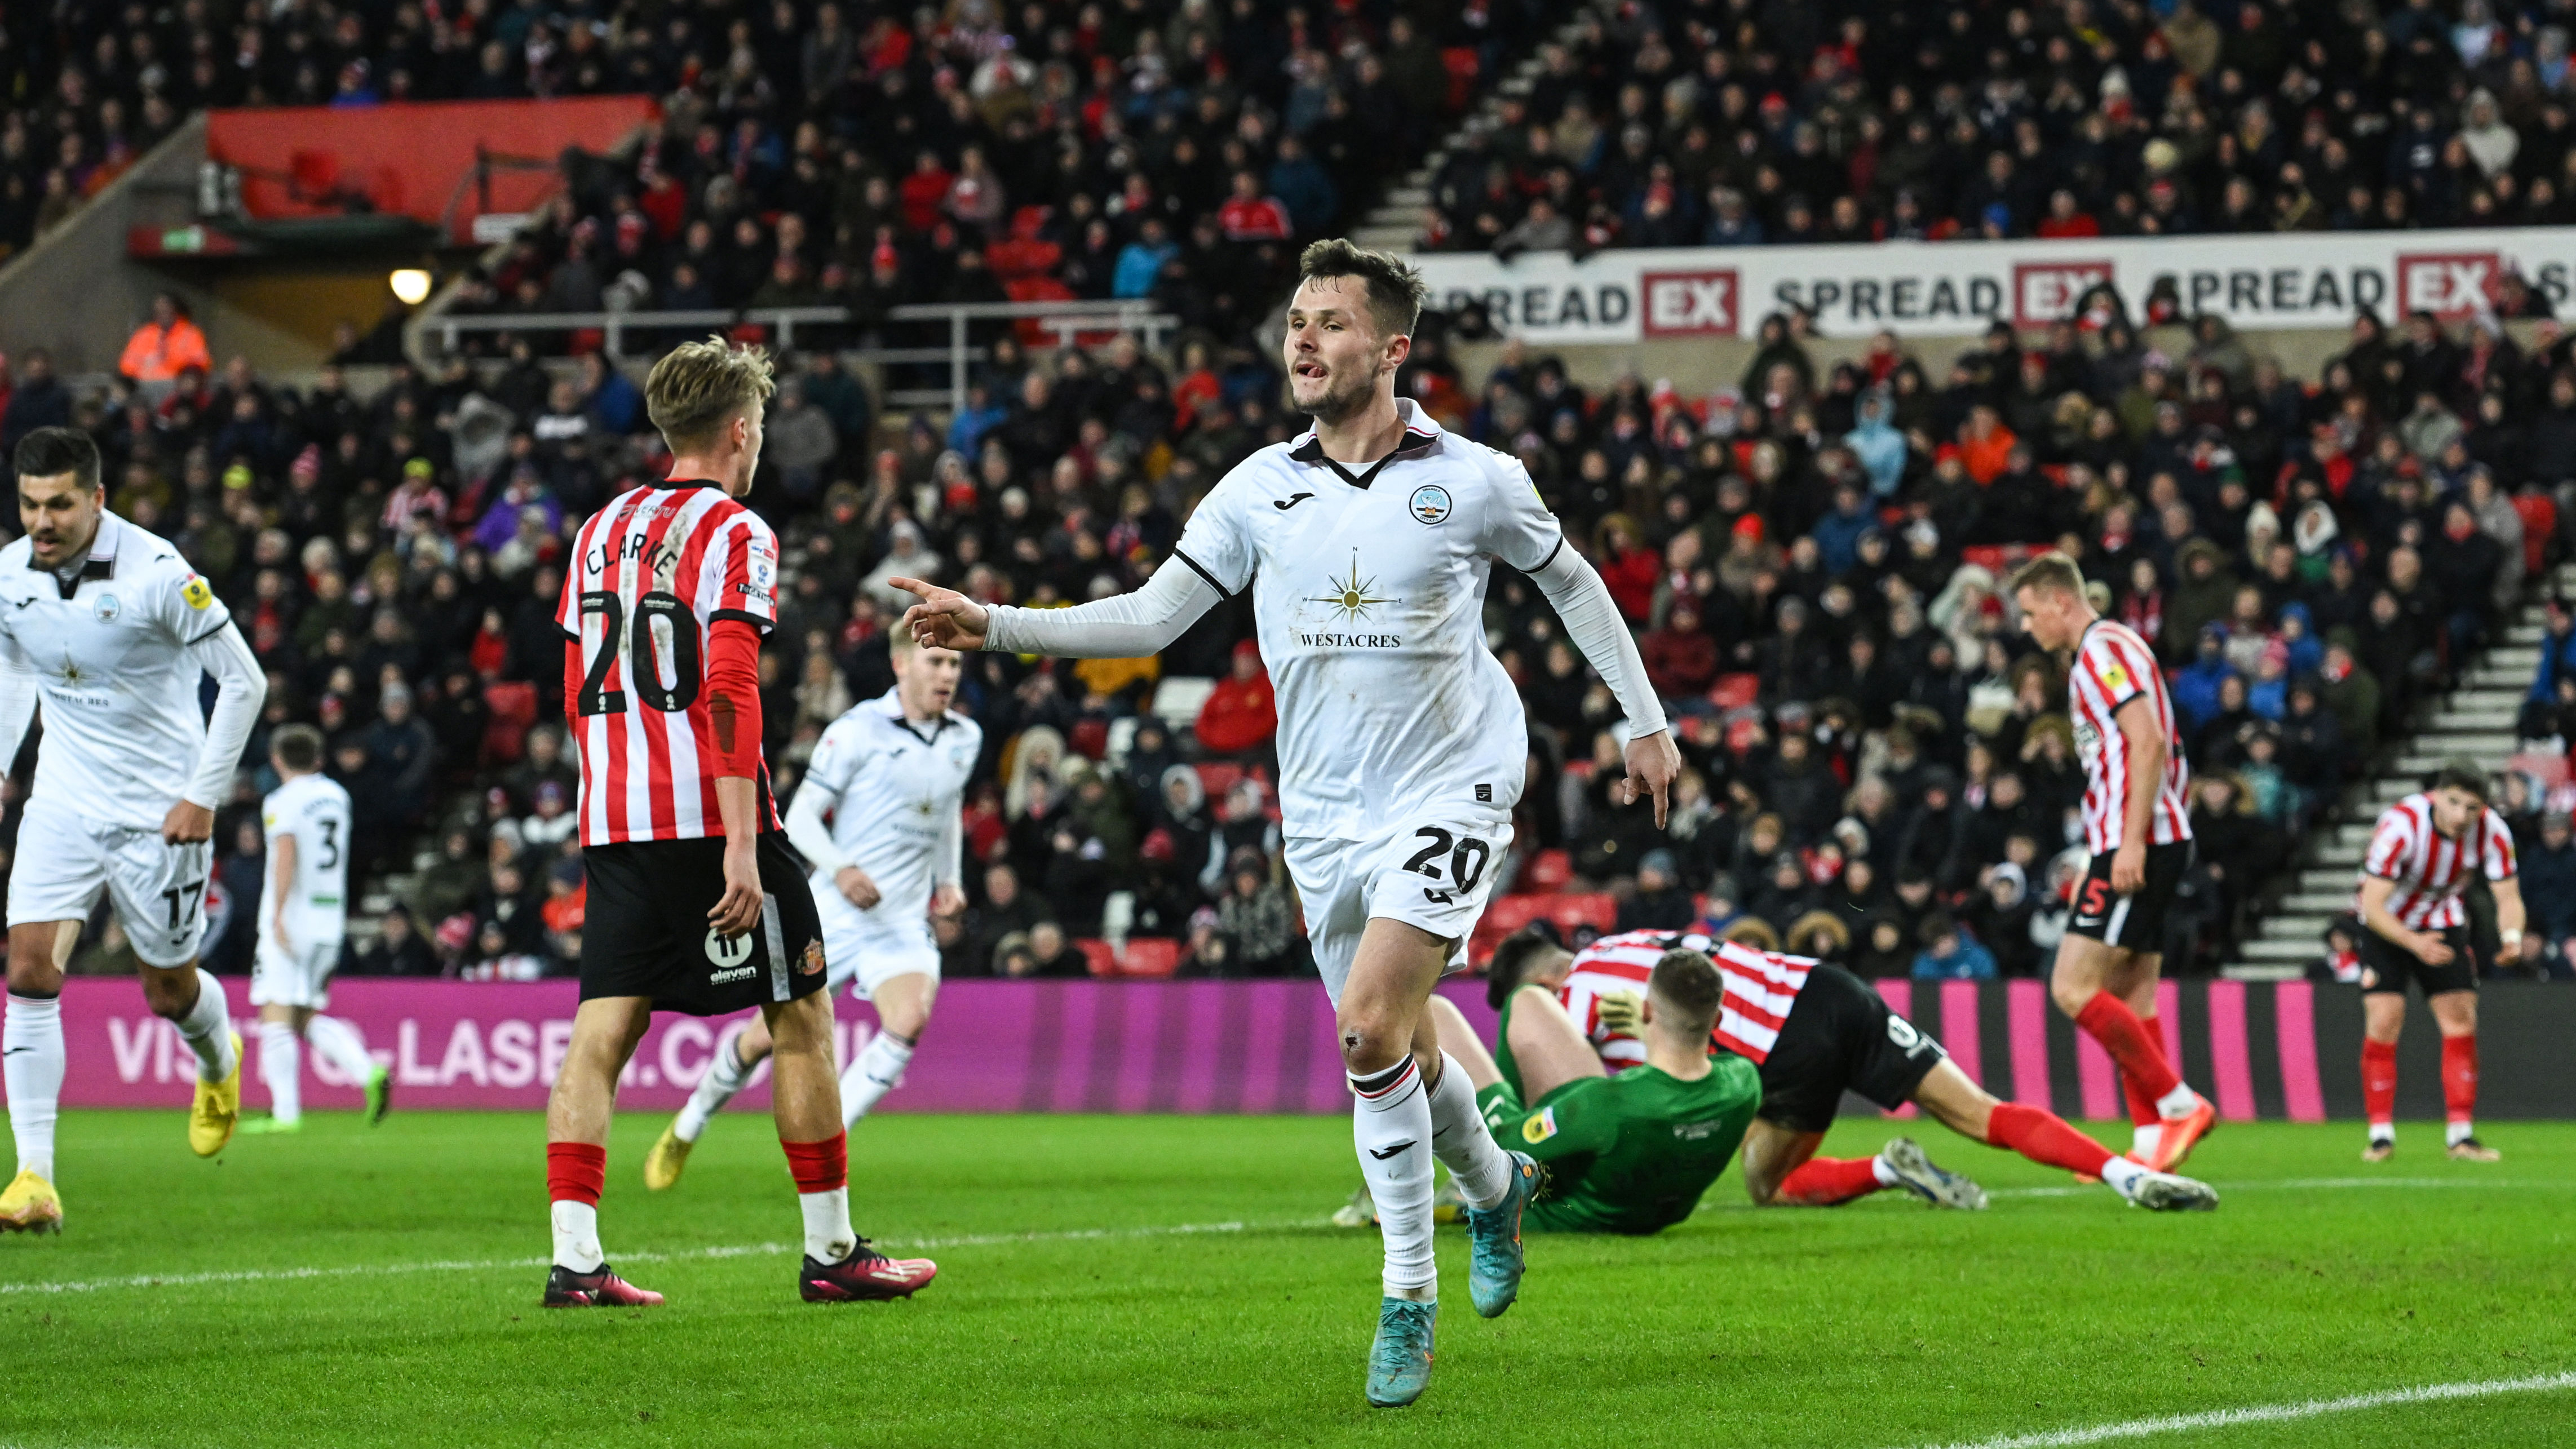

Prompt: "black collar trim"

[1288,428,1438,490]
[31,544,115,599]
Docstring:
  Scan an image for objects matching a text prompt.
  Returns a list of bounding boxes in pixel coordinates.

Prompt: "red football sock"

[2121,1014,2170,1127]
[1775,1155,1886,1206]
[781,1132,849,1194]
[2361,1039,2398,1129]
[2441,1035,2478,1127]
[547,1141,607,1206]
[2074,991,2181,1102]
[1986,1103,2115,1177]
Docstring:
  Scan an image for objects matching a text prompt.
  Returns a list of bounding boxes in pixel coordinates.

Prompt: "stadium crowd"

[7,282,2568,986]
[1422,0,2576,260]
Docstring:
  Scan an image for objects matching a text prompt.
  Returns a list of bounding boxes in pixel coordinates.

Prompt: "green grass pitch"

[3,1111,2573,1448]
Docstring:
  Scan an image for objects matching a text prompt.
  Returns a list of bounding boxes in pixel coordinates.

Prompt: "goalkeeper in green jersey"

[1341,943,1760,1235]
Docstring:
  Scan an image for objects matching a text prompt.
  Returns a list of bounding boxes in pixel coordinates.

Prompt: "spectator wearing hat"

[2520,811,2576,981]
[1617,848,1696,932]
[352,905,437,977]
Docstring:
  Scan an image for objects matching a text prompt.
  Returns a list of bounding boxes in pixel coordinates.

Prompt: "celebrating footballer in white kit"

[1,428,268,1235]
[891,240,1678,1408]
[241,723,391,1135]
[647,632,978,1187]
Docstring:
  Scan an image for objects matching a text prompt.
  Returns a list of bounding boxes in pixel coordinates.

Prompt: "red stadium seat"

[1709,673,1760,712]
[1194,761,1245,800]
[986,238,1061,279]
[1468,892,1617,966]
[1008,205,1052,242]
[1078,938,1118,976]
[1119,937,1181,977]
[1520,848,1573,892]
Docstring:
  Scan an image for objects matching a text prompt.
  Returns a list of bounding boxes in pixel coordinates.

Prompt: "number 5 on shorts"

[2078,878,2112,918]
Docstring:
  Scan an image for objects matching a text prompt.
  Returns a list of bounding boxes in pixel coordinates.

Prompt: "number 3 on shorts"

[1402,826,1490,904]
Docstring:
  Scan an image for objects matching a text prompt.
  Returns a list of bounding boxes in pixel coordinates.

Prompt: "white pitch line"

[0,1217,1305,1297]
[1907,1370,2576,1448]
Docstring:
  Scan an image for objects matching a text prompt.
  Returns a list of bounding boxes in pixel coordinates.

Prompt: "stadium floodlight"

[389,268,433,305]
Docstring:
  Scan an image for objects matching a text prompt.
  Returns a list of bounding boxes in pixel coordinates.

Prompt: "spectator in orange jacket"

[119,294,212,384]
[1957,404,2019,485]
[1194,639,1277,756]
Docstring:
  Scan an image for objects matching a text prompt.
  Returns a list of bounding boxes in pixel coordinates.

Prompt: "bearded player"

[645,630,977,1185]
[2010,552,2219,1172]
[892,240,1677,1407]
[1486,923,2218,1212]
[2351,763,2521,1163]
[542,339,932,1306]
[0,426,265,1234]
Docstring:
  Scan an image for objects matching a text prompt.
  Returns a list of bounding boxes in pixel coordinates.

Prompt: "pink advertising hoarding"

[51,977,1500,1115]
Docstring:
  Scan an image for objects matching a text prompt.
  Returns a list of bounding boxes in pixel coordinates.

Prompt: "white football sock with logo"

[1423,1051,1513,1209]
[173,970,236,1083]
[1352,1057,1437,1301]
[259,1021,302,1123]
[675,1033,755,1143]
[839,1030,914,1127]
[4,992,64,1181]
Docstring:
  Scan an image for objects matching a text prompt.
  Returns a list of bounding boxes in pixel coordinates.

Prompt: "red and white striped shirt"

[2066,618,2192,854]
[2356,793,2517,930]
[557,480,781,845]
[1553,929,1817,1068]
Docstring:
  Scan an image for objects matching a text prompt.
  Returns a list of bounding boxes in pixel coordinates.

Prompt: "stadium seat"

[1194,761,1245,801]
[1118,937,1181,977]
[1520,848,1573,892]
[1708,673,1760,712]
[1469,893,1618,965]
[1077,938,1118,977]
[1070,717,1110,760]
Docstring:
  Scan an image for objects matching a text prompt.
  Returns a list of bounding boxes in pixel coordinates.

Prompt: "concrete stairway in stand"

[2226,565,2570,979]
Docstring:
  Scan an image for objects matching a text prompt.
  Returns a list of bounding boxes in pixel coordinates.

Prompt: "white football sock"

[840,1030,914,1127]
[173,970,237,1084]
[2100,1156,2149,1195]
[259,1021,302,1123]
[2446,1119,2475,1147]
[4,992,64,1181]
[1422,1051,1512,1209]
[2155,1082,2201,1118]
[2369,1123,2396,1145]
[1351,1057,1436,1301]
[800,1187,856,1264]
[675,1034,754,1144]
[305,1015,378,1085]
[550,1200,605,1273]
[1871,1154,1902,1187]
[2131,1122,2163,1159]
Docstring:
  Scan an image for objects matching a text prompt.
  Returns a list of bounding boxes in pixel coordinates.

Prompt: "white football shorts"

[814,887,941,999]
[1285,813,1515,1005]
[250,933,346,1009]
[8,796,213,968]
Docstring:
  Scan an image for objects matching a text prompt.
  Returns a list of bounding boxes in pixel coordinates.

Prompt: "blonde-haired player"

[646,628,979,1185]
[240,723,388,1133]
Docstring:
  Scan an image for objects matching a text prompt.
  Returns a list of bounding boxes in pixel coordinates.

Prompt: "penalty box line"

[0,1217,1320,1297]
[1908,1370,2576,1448]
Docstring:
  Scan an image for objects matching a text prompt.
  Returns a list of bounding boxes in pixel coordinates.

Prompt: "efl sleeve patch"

[180,575,213,610]
[1520,1107,1558,1145]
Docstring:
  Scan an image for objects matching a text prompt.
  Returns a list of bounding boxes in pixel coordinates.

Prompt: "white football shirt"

[262,770,353,945]
[796,689,981,923]
[1171,399,1561,840]
[0,511,237,830]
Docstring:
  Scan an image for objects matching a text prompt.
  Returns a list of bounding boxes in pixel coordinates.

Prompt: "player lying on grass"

[1489,923,2218,1212]
[1397,946,1760,1233]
